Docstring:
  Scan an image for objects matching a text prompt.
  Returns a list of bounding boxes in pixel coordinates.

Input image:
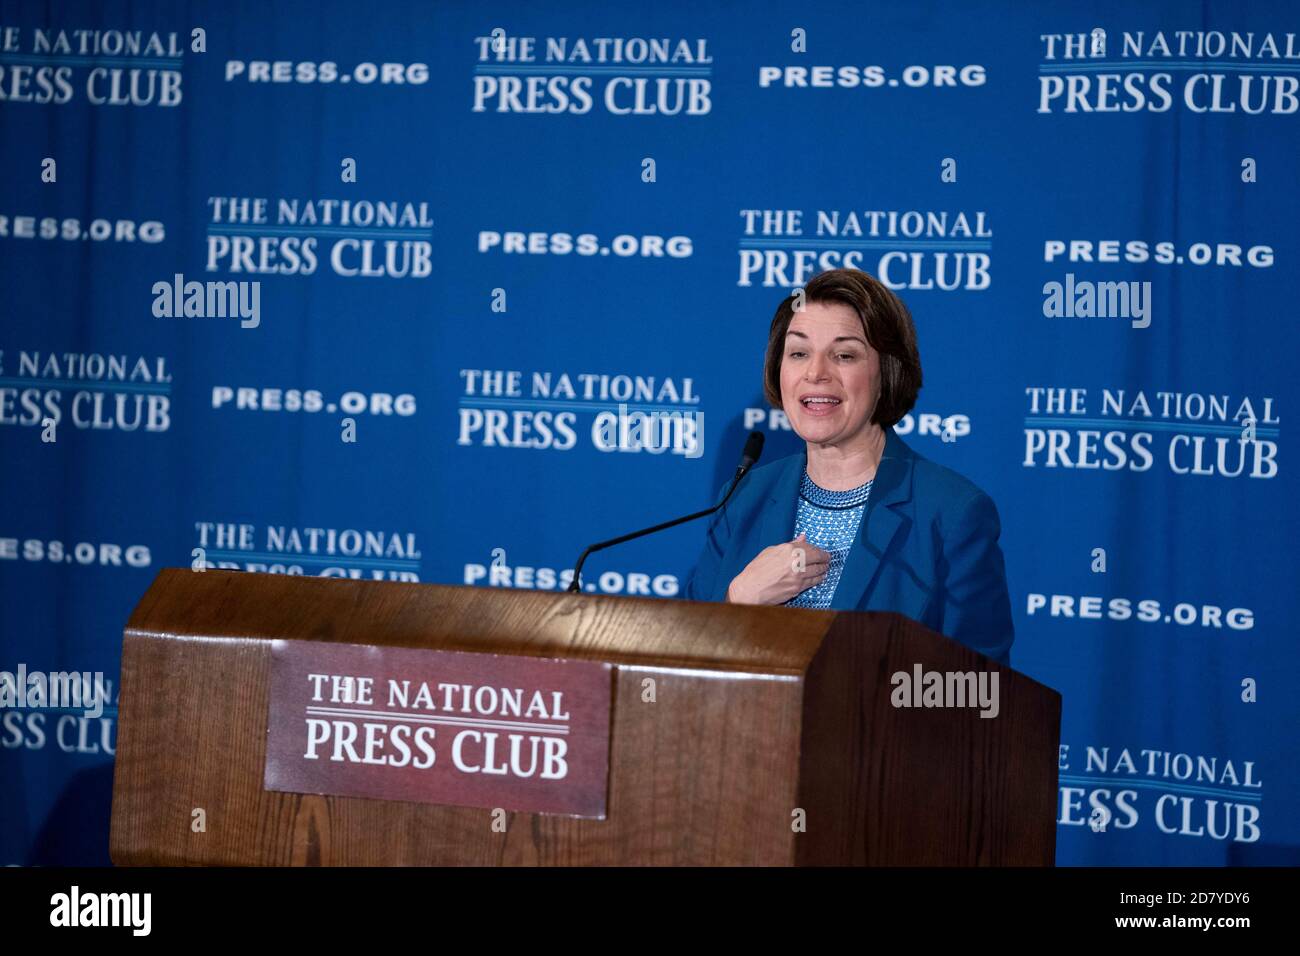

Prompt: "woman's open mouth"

[800,395,841,416]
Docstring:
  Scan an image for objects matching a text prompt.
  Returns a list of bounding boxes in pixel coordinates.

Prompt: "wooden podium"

[110,569,1060,866]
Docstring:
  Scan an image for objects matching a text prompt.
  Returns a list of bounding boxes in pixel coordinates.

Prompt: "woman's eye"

[788,351,805,358]
[838,353,856,361]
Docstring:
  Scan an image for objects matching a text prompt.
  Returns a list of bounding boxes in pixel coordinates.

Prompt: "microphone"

[736,428,764,473]
[566,431,765,593]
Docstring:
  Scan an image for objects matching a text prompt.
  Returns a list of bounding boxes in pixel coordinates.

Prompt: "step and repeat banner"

[2,0,1297,866]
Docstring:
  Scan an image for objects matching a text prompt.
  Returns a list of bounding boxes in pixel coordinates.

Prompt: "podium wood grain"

[110,569,1060,866]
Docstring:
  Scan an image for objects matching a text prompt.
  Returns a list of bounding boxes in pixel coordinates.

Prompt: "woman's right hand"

[726,533,830,605]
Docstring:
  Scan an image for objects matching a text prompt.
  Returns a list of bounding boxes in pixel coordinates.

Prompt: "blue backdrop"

[2,0,1297,866]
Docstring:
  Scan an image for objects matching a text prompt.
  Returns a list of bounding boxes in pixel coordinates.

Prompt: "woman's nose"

[805,354,829,381]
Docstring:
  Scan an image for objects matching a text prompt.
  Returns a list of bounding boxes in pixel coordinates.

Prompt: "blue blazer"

[682,428,1014,666]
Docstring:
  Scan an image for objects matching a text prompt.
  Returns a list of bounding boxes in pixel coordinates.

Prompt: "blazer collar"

[760,428,916,608]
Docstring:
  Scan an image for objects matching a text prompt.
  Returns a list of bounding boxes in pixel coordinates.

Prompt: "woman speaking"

[682,268,1014,666]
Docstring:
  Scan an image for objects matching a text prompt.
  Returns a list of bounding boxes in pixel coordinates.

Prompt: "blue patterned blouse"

[785,469,874,609]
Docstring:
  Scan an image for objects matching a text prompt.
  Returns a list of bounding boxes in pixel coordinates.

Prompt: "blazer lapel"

[834,428,915,610]
[759,452,806,556]
[758,450,806,550]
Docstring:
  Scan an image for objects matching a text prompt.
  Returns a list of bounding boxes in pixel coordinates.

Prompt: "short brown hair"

[763,268,922,428]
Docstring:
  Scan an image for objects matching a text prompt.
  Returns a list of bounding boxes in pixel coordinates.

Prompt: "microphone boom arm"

[566,465,752,594]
